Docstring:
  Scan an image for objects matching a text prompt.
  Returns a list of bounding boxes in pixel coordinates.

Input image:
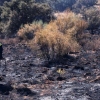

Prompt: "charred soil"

[0,38,100,100]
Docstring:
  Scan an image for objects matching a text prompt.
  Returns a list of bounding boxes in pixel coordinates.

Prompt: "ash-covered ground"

[0,39,100,100]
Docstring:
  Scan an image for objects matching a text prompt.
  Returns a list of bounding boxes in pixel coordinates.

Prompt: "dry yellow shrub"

[17,21,44,41]
[34,23,67,60]
[55,12,87,35]
[30,12,87,61]
[33,12,87,61]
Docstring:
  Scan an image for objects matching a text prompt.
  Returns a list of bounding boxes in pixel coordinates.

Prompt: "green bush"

[0,0,53,38]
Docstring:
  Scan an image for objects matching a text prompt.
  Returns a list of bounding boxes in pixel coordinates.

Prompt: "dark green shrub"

[0,0,53,38]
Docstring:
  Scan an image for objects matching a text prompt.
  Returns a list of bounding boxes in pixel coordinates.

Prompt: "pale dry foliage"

[55,12,87,35]
[34,24,69,60]
[32,12,87,61]
[17,21,44,41]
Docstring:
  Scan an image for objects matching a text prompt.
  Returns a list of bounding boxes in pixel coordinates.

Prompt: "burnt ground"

[0,39,100,100]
